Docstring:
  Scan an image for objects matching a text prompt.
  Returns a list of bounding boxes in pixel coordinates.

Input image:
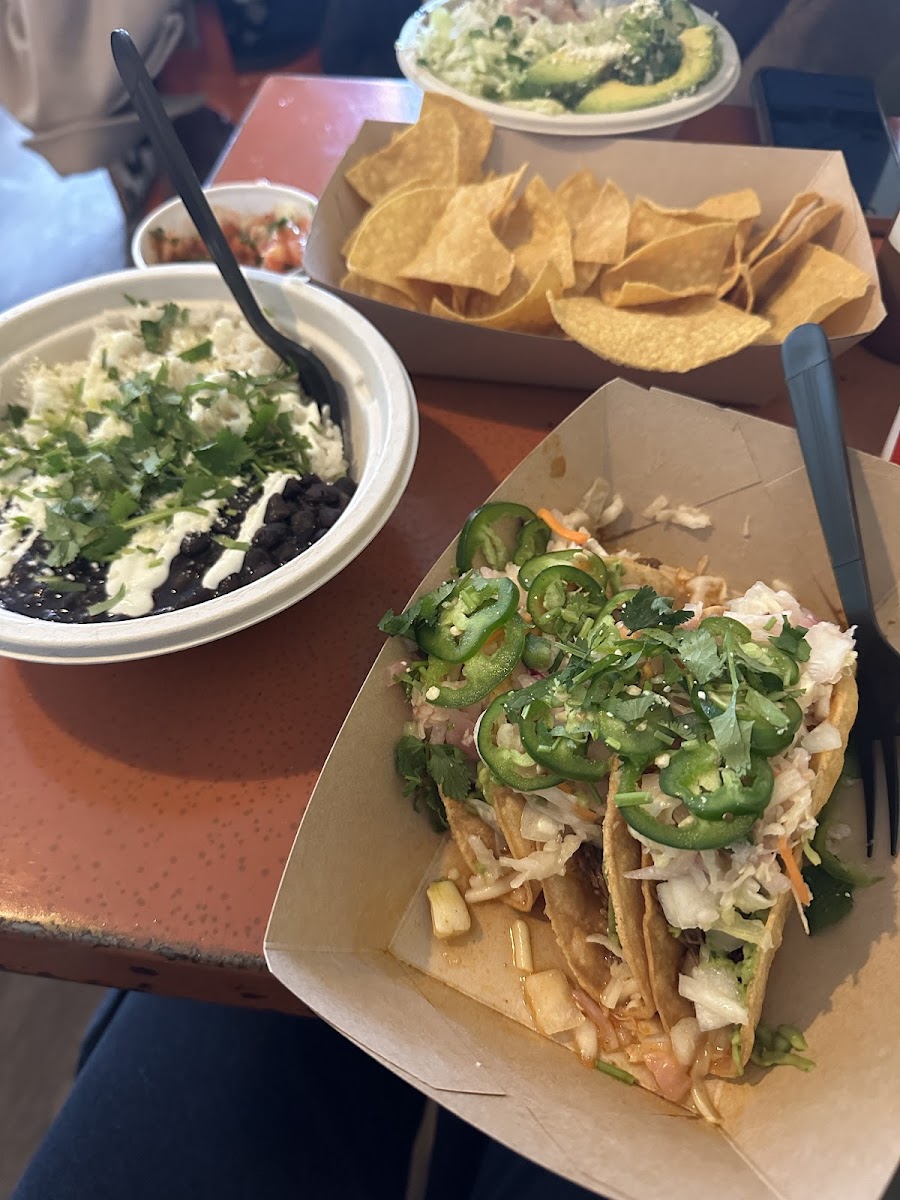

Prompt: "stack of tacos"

[380,495,858,1114]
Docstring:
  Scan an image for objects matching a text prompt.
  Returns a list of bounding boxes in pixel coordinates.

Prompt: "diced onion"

[510,919,533,973]
[426,879,471,940]
[524,969,583,1037]
[669,1017,702,1068]
[801,721,842,753]
[520,805,562,843]
[573,1017,599,1064]
[465,877,513,904]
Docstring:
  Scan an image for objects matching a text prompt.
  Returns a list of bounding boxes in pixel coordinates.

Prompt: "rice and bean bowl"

[0,298,353,623]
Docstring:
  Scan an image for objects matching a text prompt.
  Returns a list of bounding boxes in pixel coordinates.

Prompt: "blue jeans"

[13,991,594,1199]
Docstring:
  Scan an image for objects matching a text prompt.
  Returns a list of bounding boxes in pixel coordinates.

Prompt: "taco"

[612,584,859,1078]
[380,498,859,1115]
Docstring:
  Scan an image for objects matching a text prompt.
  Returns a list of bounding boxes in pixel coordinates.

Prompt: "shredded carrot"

[777,836,813,906]
[536,508,589,546]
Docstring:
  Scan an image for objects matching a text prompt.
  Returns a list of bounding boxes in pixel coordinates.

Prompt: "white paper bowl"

[131,182,318,272]
[396,1,741,137]
[0,265,418,664]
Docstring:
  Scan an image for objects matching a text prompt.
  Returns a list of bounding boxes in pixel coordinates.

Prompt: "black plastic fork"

[782,323,899,856]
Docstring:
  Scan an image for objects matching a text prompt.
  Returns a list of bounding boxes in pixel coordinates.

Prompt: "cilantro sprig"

[0,320,311,570]
[394,735,476,832]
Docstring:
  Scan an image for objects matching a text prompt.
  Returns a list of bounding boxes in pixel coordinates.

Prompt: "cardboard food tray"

[267,380,900,1200]
[305,124,885,407]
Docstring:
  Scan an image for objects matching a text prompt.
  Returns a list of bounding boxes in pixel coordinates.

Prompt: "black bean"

[217,573,242,595]
[166,565,196,593]
[290,507,316,540]
[332,490,350,512]
[264,495,293,524]
[302,482,332,505]
[272,539,301,565]
[282,476,315,502]
[317,506,343,530]
[334,477,356,498]
[244,546,274,573]
[252,521,290,549]
[180,531,212,558]
[243,558,277,582]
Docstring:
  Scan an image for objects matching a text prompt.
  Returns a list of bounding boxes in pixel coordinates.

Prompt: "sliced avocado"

[503,97,568,115]
[521,44,619,99]
[576,25,718,115]
[668,0,699,30]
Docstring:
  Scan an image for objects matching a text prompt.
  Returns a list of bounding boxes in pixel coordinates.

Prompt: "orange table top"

[0,76,896,1010]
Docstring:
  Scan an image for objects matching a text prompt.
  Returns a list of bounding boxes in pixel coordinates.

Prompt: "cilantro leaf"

[677,627,724,684]
[620,586,690,633]
[605,692,664,722]
[178,339,213,363]
[803,864,854,935]
[709,701,752,775]
[394,735,476,832]
[769,617,811,663]
[378,579,457,638]
[139,302,181,353]
[4,404,28,429]
[427,743,475,802]
[193,429,253,475]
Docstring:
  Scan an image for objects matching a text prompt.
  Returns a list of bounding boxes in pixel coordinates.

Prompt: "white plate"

[131,182,318,274]
[0,266,418,665]
[396,1,741,137]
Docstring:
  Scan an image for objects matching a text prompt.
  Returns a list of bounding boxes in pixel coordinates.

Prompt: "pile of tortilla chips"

[339,95,873,374]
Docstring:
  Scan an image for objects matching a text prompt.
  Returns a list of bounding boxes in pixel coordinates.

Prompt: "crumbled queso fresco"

[0,300,352,623]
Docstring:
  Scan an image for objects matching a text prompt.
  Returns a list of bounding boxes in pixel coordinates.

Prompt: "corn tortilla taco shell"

[442,793,537,913]
[604,768,656,1020]
[542,852,617,1008]
[490,786,541,912]
[639,671,859,1074]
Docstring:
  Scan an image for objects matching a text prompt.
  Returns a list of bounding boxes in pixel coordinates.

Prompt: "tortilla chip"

[556,172,630,266]
[340,271,419,311]
[441,794,535,913]
[346,185,454,297]
[603,771,655,1019]
[600,222,738,307]
[401,177,521,295]
[758,243,871,343]
[567,261,603,296]
[419,92,493,183]
[626,196,724,253]
[744,192,822,265]
[433,262,562,331]
[500,176,575,290]
[550,295,770,373]
[747,201,843,301]
[696,188,762,226]
[344,108,461,205]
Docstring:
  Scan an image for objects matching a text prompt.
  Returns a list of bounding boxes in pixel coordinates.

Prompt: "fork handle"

[781,324,875,632]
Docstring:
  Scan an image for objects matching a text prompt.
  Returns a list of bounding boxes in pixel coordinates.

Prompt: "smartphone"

[752,67,900,235]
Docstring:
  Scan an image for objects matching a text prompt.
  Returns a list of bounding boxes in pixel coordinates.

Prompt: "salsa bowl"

[131,182,318,275]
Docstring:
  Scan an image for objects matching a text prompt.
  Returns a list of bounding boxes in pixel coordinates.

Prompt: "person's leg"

[13,992,426,1200]
[470,1139,599,1200]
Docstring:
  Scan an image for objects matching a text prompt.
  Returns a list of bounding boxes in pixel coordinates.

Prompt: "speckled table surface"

[1,78,895,1010]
